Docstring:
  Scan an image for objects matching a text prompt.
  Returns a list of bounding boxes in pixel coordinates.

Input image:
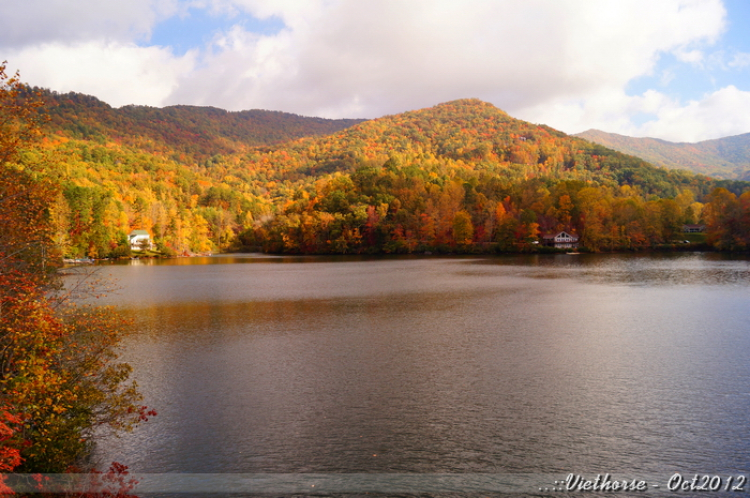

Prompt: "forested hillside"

[18,89,363,257]
[576,129,750,181]
[235,99,749,253]
[39,89,365,160]
[16,93,750,256]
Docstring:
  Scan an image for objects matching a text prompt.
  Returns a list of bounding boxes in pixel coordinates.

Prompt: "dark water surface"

[88,252,750,495]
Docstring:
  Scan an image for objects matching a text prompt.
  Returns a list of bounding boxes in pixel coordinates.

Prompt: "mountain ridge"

[575,128,750,180]
[37,88,367,160]
[256,98,737,198]
[12,92,750,256]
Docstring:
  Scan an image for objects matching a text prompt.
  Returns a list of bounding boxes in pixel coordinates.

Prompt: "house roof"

[129,230,150,237]
[542,231,578,240]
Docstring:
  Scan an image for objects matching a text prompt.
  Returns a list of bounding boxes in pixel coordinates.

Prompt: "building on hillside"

[682,224,706,233]
[541,230,579,249]
[128,230,152,251]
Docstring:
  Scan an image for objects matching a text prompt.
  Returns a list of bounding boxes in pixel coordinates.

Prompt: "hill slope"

[39,89,366,160]
[251,99,701,192]
[16,95,750,256]
[235,99,748,253]
[575,129,750,180]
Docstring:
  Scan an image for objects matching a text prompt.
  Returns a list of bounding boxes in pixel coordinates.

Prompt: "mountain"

[15,95,750,256]
[246,99,709,194]
[238,99,750,253]
[39,89,366,160]
[575,129,750,181]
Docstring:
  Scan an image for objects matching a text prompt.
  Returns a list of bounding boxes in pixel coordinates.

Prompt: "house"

[682,224,706,233]
[541,230,579,249]
[128,230,152,251]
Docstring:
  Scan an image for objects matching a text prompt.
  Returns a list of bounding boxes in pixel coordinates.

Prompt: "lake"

[86,252,750,496]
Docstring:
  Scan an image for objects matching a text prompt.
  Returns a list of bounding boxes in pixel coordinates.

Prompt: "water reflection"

[471,252,750,287]
[96,253,750,484]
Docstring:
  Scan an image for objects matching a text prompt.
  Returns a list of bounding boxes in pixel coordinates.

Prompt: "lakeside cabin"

[682,224,706,233]
[128,230,152,251]
[542,231,579,249]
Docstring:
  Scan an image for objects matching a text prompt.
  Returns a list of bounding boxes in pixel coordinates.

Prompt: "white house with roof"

[541,230,579,249]
[128,230,152,251]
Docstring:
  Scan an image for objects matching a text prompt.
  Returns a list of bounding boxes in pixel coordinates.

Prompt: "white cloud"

[7,42,196,107]
[163,0,728,120]
[517,89,657,139]
[524,85,750,143]
[0,0,179,47]
[729,52,750,68]
[4,0,742,142]
[638,85,750,142]
[674,48,704,64]
[660,69,677,86]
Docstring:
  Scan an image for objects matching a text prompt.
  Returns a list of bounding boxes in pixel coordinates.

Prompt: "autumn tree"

[452,210,474,245]
[703,187,747,250]
[18,81,747,256]
[0,61,152,481]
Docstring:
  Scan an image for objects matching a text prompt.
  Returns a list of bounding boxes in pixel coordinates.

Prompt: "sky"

[2,0,750,143]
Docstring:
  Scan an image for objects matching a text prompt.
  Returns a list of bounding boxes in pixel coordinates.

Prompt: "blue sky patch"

[624,0,750,103]
[148,9,285,55]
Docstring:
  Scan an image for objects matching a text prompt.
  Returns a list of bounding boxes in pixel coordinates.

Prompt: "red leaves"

[0,408,23,495]
[0,410,23,473]
[127,405,157,422]
[0,64,155,496]
[86,462,139,498]
[14,462,140,497]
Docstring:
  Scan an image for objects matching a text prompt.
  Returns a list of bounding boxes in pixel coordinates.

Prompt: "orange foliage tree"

[0,62,152,486]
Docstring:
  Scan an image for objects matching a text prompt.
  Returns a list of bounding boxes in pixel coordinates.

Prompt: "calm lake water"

[86,252,750,496]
